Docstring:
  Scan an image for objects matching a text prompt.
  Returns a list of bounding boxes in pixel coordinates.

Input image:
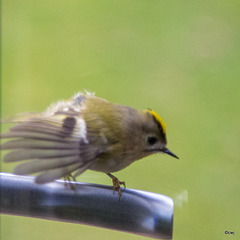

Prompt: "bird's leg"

[107,173,126,200]
[64,174,76,190]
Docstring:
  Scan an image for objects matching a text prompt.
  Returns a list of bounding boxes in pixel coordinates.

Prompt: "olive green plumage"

[0,92,178,185]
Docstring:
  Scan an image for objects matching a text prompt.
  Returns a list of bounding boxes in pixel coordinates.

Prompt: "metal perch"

[0,173,174,239]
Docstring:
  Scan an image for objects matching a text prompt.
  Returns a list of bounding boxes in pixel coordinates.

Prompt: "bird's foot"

[64,174,76,190]
[107,173,126,201]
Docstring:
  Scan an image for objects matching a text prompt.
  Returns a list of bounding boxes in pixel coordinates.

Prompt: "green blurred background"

[1,1,240,240]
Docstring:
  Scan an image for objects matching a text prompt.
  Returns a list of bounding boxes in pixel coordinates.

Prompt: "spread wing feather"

[0,108,100,183]
[0,131,77,142]
[3,149,81,162]
[13,156,81,175]
[35,162,86,184]
[0,139,79,150]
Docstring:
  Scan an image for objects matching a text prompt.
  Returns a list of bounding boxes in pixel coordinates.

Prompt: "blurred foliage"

[1,1,240,240]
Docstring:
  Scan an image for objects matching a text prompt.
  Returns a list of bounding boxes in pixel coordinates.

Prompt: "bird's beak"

[161,148,179,159]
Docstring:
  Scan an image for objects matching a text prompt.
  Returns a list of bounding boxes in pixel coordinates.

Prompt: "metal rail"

[0,173,173,239]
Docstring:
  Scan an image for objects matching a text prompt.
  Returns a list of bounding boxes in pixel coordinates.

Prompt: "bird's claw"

[107,173,126,201]
[64,174,76,190]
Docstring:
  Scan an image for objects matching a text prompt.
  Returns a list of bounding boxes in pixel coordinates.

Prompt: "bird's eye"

[147,136,157,145]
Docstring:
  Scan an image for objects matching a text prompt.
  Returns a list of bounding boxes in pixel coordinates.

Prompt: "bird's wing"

[0,109,105,183]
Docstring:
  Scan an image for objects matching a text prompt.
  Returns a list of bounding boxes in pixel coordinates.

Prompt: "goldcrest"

[0,92,178,197]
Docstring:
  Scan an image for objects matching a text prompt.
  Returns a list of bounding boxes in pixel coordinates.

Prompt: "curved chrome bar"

[0,173,173,239]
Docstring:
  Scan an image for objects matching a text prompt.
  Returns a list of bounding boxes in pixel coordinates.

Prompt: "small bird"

[0,92,179,198]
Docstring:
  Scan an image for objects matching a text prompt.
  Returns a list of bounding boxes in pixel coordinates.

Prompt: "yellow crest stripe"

[146,109,167,135]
